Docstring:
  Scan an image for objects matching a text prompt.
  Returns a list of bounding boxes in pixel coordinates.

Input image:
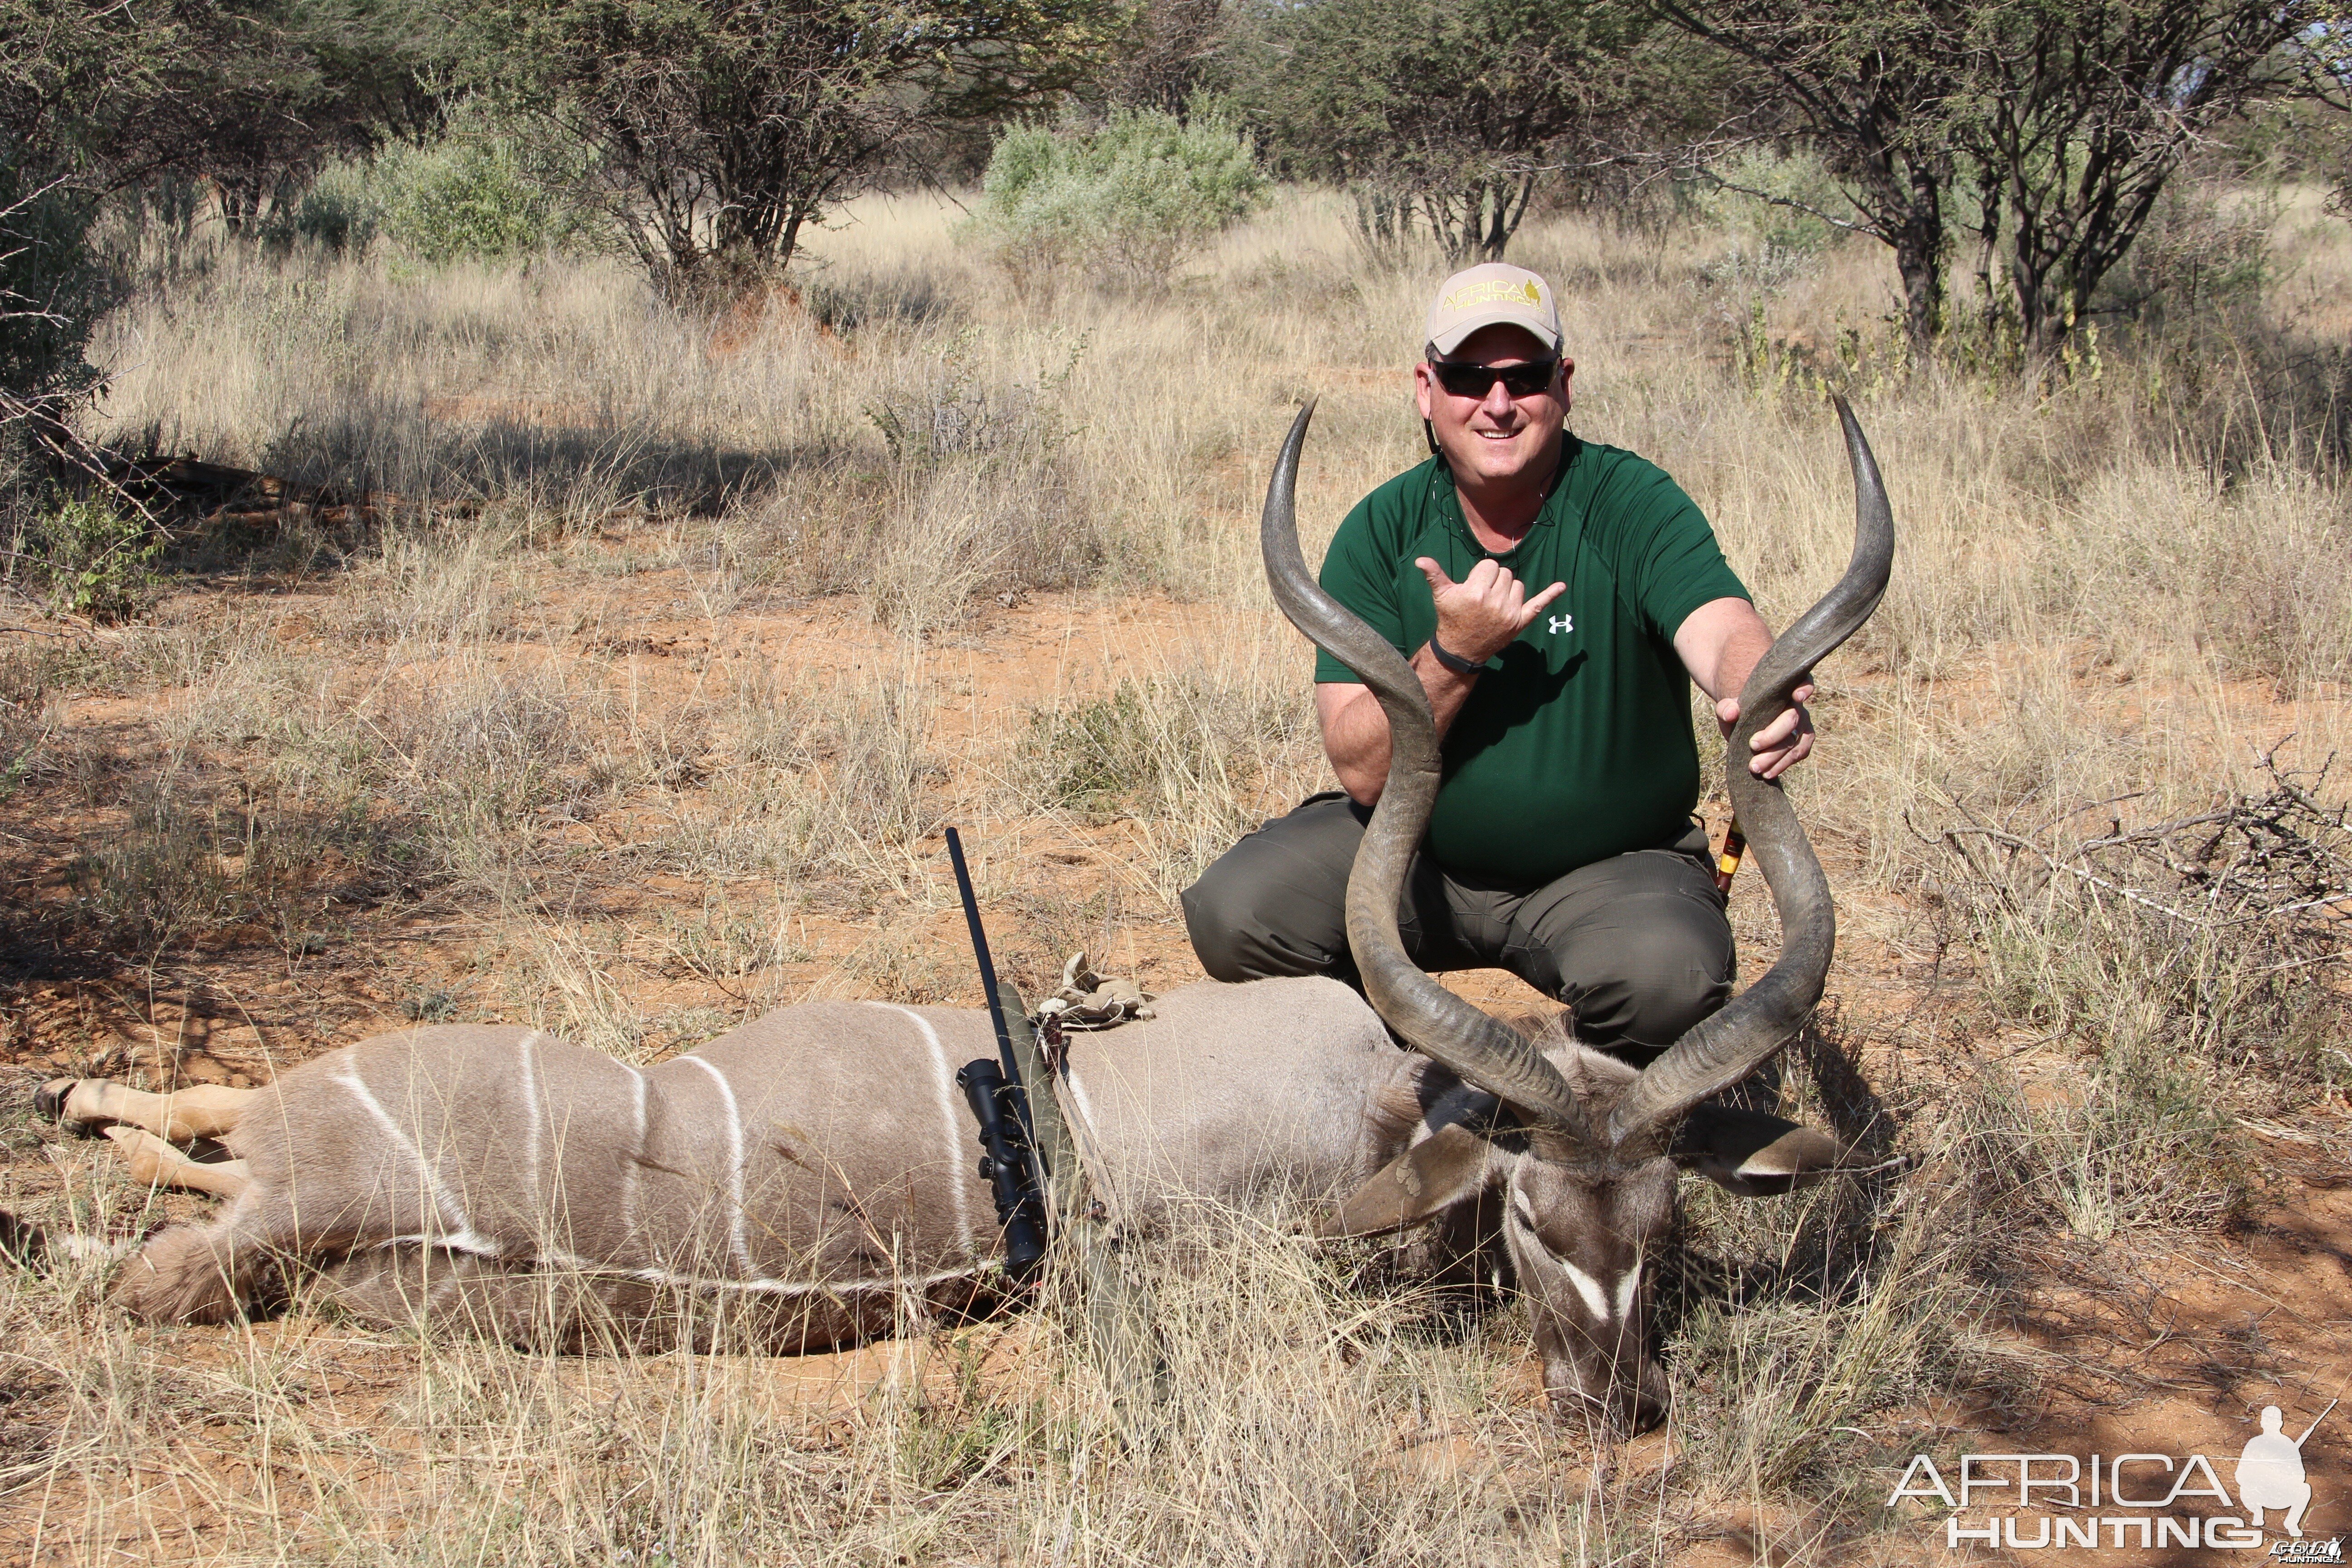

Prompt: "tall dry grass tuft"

[1019,650,1323,900]
[1659,1016,2009,1523]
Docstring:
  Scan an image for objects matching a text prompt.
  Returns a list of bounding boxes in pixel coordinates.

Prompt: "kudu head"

[1261,397,1894,1435]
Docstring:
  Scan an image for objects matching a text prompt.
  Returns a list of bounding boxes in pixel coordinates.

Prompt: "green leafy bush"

[34,495,161,622]
[975,110,1266,289]
[283,160,380,254]
[276,121,598,265]
[376,134,591,265]
[1687,148,1854,259]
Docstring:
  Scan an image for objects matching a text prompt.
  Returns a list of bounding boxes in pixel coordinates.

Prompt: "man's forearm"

[1699,617,1775,706]
[1673,594,1816,777]
[1320,650,1481,805]
[1672,597,1777,706]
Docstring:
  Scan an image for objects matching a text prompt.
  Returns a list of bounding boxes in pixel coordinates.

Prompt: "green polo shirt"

[1313,437,1747,885]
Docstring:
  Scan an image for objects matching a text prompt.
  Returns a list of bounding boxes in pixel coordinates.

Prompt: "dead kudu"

[18,399,1891,1432]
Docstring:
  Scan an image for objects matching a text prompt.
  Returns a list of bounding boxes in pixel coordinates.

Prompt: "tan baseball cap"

[1424,263,1562,358]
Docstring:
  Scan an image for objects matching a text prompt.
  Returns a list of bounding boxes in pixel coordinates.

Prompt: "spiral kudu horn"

[1606,396,1896,1154]
[1259,402,1597,1153]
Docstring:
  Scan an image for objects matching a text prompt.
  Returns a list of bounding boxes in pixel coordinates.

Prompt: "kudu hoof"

[34,1079,88,1130]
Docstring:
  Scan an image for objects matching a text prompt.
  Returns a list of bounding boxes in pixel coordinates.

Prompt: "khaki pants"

[1180,793,1734,1060]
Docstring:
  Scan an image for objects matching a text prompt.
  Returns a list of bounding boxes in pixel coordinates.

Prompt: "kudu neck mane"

[1365,1015,1642,1152]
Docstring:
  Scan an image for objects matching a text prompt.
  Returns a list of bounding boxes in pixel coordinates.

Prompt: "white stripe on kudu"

[677,1055,755,1278]
[331,1064,496,1255]
[868,1004,975,1258]
[1054,1064,1112,1204]
[1059,1065,1101,1142]
[1612,1261,1642,1325]
[1559,1258,1613,1323]
[623,1070,648,1245]
[518,1033,543,1197]
[377,1232,976,1299]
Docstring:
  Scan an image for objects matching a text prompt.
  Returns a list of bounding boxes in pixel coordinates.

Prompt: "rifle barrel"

[946,828,1031,1140]
[945,827,1048,1210]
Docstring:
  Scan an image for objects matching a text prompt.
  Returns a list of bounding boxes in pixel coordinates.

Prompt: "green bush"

[1687,148,1853,258]
[377,135,590,265]
[284,160,380,254]
[975,110,1266,289]
[34,495,161,622]
[276,120,598,265]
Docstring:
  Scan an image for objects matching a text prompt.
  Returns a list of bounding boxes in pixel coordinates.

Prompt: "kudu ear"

[1672,1104,1845,1198]
[1321,1123,1496,1239]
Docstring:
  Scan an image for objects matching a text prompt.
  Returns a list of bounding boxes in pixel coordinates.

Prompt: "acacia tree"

[463,0,1115,298]
[1648,1,1972,351]
[3,0,433,227]
[2,0,426,459]
[1655,0,2340,353]
[1950,0,2337,348]
[1242,0,1701,260]
[181,0,441,228]
[0,0,167,447]
[1106,0,1228,114]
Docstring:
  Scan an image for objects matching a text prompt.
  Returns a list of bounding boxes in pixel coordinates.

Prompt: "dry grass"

[0,182,2346,1561]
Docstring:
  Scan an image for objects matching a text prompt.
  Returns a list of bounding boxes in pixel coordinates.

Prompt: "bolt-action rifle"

[945,827,1049,1284]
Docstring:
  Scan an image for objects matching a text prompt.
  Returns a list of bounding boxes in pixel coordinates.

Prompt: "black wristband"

[1427,636,1485,676]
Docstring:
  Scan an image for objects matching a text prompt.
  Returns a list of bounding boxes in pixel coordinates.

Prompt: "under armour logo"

[1548,613,1574,635]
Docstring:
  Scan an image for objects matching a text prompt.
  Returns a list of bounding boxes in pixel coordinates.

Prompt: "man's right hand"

[1322,560,1568,806]
[1414,557,1567,664]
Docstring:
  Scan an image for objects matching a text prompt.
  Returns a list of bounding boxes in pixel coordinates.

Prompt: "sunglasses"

[1426,357,1560,400]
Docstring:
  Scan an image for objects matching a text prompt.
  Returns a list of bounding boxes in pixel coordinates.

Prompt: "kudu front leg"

[39,1077,255,1143]
[102,1126,254,1200]
[41,1078,258,1200]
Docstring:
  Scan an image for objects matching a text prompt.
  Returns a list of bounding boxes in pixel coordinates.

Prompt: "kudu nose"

[1626,1370,1670,1435]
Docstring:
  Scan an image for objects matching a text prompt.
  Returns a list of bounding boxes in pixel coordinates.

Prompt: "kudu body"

[44,401,1890,1431]
[88,978,1409,1347]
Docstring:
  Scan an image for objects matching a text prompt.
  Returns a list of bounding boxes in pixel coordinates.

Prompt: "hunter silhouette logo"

[2239,1402,2328,1538]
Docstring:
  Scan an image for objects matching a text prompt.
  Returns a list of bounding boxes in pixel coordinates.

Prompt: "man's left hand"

[1714,686,1814,779]
[1673,597,1818,781]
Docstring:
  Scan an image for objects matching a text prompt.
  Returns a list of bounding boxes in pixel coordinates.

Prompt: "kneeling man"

[1183,264,1812,1063]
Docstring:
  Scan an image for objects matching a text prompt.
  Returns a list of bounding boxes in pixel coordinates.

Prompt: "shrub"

[1928,757,2352,1098]
[1686,147,1853,261]
[278,118,599,265]
[32,495,160,622]
[281,160,380,255]
[376,134,591,265]
[975,109,1266,290]
[2104,176,2276,334]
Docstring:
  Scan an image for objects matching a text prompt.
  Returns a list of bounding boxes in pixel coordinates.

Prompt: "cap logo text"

[1443,279,1543,312]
